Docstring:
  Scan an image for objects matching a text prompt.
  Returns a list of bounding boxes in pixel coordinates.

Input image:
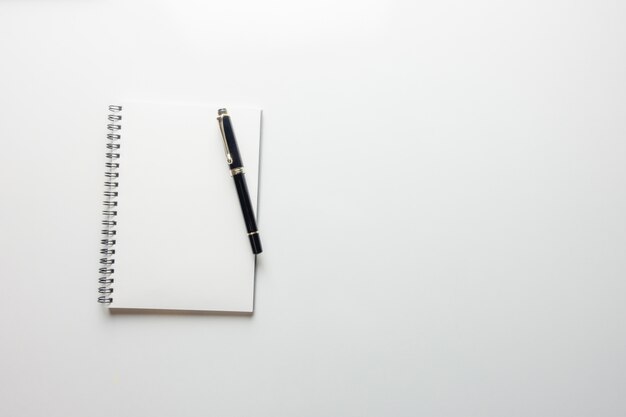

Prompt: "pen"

[217,108,263,255]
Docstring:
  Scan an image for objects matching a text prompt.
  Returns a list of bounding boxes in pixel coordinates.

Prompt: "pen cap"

[249,233,263,254]
[222,116,244,168]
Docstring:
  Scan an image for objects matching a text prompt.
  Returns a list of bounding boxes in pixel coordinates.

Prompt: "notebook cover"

[106,101,261,312]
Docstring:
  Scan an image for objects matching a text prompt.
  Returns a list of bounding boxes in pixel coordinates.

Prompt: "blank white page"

[110,102,261,312]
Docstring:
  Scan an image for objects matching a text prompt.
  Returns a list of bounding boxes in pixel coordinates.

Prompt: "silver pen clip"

[217,108,233,164]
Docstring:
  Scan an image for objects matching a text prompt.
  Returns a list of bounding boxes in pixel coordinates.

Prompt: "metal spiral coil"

[98,104,122,304]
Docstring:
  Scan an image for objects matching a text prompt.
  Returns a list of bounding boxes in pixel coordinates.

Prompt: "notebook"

[98,102,262,312]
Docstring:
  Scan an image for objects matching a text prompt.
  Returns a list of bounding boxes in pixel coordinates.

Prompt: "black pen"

[217,109,262,254]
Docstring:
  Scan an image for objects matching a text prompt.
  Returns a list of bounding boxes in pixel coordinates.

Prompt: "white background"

[1,1,625,416]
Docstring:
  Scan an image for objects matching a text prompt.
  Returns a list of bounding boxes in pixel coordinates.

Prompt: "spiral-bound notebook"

[99,102,262,312]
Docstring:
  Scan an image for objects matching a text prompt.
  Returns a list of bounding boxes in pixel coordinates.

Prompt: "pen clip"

[217,110,233,165]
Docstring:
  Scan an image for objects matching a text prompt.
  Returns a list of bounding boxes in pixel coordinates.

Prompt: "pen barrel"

[233,173,262,254]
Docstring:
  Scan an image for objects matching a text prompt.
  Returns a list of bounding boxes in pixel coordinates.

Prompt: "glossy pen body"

[217,109,262,254]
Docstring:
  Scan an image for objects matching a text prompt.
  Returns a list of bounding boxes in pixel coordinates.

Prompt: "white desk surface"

[2,1,626,416]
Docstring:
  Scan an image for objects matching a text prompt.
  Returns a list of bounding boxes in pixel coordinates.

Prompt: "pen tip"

[218,108,228,116]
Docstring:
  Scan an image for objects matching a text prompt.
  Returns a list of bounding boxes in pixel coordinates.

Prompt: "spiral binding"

[98,105,122,304]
